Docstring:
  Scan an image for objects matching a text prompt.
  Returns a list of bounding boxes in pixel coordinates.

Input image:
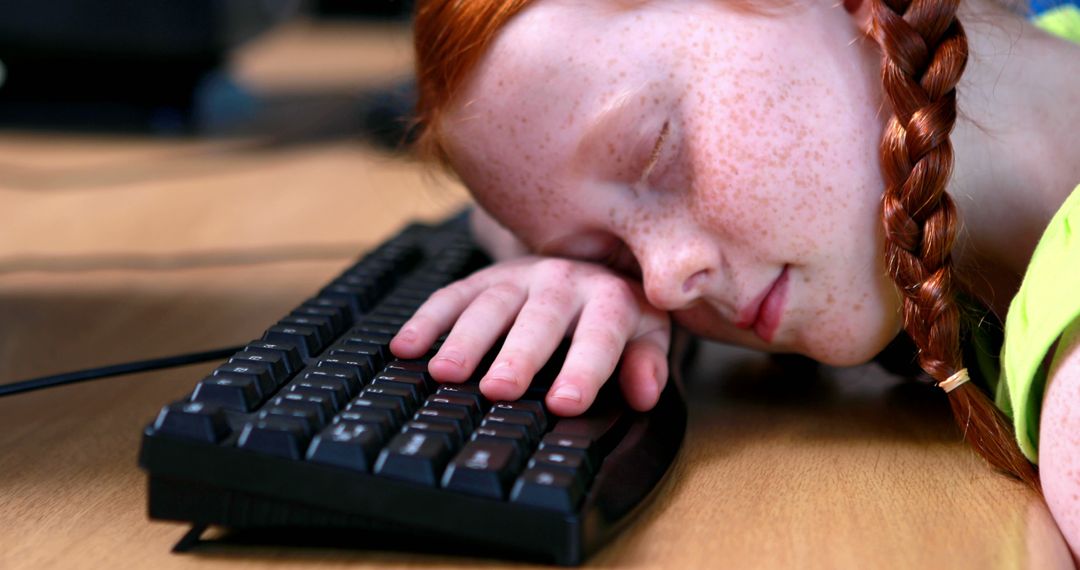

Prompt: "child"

[389,0,1080,558]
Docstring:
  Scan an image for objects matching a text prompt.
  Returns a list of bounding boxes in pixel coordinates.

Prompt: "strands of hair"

[413,0,532,167]
[870,0,1040,490]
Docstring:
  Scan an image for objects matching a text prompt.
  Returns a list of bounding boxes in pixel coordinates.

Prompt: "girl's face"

[441,0,903,365]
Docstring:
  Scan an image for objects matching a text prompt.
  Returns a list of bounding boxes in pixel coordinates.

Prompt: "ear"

[843,0,874,35]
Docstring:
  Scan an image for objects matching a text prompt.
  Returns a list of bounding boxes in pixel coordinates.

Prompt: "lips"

[734,265,790,343]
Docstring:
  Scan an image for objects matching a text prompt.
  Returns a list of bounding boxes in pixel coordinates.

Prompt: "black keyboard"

[138,212,688,566]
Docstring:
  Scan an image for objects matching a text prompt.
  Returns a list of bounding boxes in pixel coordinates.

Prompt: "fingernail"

[551,384,581,402]
[484,363,516,384]
[395,328,416,343]
[433,351,464,368]
[481,376,517,392]
[643,372,660,403]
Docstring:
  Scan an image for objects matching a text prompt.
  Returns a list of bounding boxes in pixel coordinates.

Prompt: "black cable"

[0,346,243,397]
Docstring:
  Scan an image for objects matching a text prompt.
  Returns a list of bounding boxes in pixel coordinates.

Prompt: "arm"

[1040,317,1080,565]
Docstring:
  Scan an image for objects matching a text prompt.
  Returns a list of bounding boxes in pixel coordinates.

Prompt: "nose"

[635,233,716,312]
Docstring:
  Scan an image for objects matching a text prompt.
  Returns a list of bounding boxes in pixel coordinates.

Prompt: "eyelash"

[638,120,671,186]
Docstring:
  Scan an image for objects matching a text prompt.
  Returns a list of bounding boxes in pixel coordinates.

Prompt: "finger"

[618,326,670,411]
[390,278,487,359]
[545,282,639,416]
[479,283,577,402]
[429,282,527,382]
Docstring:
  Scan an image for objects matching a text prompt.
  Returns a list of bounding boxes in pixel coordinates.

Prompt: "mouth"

[735,265,790,343]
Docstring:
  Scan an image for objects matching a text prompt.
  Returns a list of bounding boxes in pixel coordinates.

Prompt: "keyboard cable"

[0,345,243,398]
[0,240,375,397]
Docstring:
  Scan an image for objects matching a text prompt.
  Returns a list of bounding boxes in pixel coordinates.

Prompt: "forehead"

[438,1,814,238]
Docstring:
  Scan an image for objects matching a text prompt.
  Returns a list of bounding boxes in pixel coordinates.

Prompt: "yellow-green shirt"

[992,186,1080,463]
[1032,4,1080,42]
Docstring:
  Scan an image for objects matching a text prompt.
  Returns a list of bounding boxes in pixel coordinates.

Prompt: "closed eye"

[638,120,670,186]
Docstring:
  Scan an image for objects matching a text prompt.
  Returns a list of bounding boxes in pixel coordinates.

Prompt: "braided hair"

[871,0,1039,489]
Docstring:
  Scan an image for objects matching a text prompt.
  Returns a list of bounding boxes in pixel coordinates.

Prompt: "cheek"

[796,267,903,366]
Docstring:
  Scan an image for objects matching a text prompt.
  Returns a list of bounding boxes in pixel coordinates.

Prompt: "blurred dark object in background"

[359,79,418,151]
[0,0,301,133]
[311,0,413,19]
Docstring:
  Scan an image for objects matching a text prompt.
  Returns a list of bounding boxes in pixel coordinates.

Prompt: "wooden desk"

[0,21,1072,570]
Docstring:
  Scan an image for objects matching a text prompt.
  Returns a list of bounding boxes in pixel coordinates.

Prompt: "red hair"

[411,0,1039,489]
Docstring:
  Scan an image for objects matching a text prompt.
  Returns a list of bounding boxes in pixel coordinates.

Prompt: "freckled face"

[441,0,903,365]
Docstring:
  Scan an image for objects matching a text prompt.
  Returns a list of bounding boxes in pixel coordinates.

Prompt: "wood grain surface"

[0,20,1071,570]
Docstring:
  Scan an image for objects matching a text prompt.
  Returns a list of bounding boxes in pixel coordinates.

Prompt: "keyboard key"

[374,432,454,487]
[152,401,231,443]
[306,422,383,472]
[289,376,352,408]
[332,343,384,372]
[273,392,337,423]
[366,306,412,324]
[279,315,334,348]
[237,417,311,460]
[387,359,431,376]
[415,405,473,436]
[361,385,416,416]
[442,440,522,499]
[471,425,532,459]
[315,359,371,387]
[340,271,386,291]
[258,403,323,434]
[481,411,539,446]
[403,420,463,450]
[212,362,276,398]
[491,400,548,433]
[355,322,400,336]
[263,324,323,359]
[372,374,427,403]
[425,393,481,425]
[548,398,626,460]
[347,396,405,427]
[229,352,290,387]
[529,448,591,484]
[293,305,348,336]
[435,384,490,413]
[301,298,353,330]
[321,282,376,316]
[334,408,399,438]
[334,409,397,440]
[243,341,303,375]
[341,332,392,361]
[191,375,261,411]
[539,433,597,475]
[510,467,585,513]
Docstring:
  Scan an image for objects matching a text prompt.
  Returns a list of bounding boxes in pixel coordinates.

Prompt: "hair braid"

[871,0,1040,489]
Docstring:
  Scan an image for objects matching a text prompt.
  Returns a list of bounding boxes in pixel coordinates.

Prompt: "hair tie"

[938,368,970,393]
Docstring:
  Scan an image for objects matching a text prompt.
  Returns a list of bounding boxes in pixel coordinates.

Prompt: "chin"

[799,328,900,367]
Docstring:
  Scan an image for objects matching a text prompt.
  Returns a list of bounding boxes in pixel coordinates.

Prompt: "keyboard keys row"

[191,341,306,412]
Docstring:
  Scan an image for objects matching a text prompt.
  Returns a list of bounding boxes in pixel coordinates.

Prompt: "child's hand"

[389,256,671,416]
